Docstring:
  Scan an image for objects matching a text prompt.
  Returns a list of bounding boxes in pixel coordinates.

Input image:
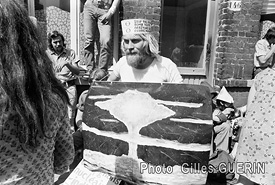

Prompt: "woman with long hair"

[0,0,74,184]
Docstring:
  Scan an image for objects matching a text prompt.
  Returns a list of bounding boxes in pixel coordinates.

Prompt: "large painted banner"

[82,82,213,185]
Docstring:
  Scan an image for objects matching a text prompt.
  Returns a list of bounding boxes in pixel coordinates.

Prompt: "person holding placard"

[76,18,183,128]
[73,19,183,178]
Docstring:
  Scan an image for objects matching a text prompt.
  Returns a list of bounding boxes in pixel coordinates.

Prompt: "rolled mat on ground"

[82,82,213,185]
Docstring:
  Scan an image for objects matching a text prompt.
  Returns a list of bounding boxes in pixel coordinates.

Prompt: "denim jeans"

[83,1,112,72]
[66,85,77,128]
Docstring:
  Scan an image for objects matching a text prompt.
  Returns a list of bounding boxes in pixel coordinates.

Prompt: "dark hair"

[0,0,69,148]
[216,99,236,119]
[47,30,66,52]
[263,27,275,41]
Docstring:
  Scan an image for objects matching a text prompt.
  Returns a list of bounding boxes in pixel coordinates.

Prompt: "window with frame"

[161,0,215,75]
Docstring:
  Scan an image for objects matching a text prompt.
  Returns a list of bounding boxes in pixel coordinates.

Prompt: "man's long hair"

[0,0,69,148]
[121,33,160,58]
[47,30,66,52]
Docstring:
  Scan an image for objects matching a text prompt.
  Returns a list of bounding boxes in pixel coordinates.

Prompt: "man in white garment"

[73,20,183,165]
[76,18,183,127]
[107,19,183,83]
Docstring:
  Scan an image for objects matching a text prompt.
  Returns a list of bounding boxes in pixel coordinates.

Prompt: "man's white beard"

[126,54,142,68]
[126,53,145,69]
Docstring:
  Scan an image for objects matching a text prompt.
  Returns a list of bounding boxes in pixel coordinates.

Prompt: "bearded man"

[75,19,183,127]
[107,19,183,83]
[73,19,183,159]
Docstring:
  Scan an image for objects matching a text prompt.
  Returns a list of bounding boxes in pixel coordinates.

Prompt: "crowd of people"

[0,0,275,185]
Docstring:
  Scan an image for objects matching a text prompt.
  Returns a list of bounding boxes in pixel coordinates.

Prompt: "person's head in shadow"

[263,27,275,45]
[0,0,69,147]
[47,30,66,54]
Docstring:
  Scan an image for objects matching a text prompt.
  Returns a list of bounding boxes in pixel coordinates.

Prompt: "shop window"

[161,0,215,75]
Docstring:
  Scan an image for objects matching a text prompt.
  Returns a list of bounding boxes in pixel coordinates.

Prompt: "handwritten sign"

[63,160,121,185]
[228,1,242,11]
[121,19,151,35]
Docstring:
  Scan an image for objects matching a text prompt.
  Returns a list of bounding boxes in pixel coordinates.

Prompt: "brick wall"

[120,0,162,42]
[227,87,250,107]
[214,0,264,87]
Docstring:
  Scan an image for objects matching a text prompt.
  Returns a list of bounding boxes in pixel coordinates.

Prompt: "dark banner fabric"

[82,81,213,185]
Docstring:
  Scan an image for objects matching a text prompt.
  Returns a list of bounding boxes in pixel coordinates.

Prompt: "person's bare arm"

[101,0,121,24]
[108,0,120,15]
[213,108,234,124]
[65,62,80,75]
[107,72,120,81]
[257,44,275,66]
[65,50,80,75]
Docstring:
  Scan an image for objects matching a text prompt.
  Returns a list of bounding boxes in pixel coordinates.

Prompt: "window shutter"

[262,0,275,15]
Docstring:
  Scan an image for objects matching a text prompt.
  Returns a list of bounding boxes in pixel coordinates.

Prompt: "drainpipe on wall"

[70,0,80,56]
